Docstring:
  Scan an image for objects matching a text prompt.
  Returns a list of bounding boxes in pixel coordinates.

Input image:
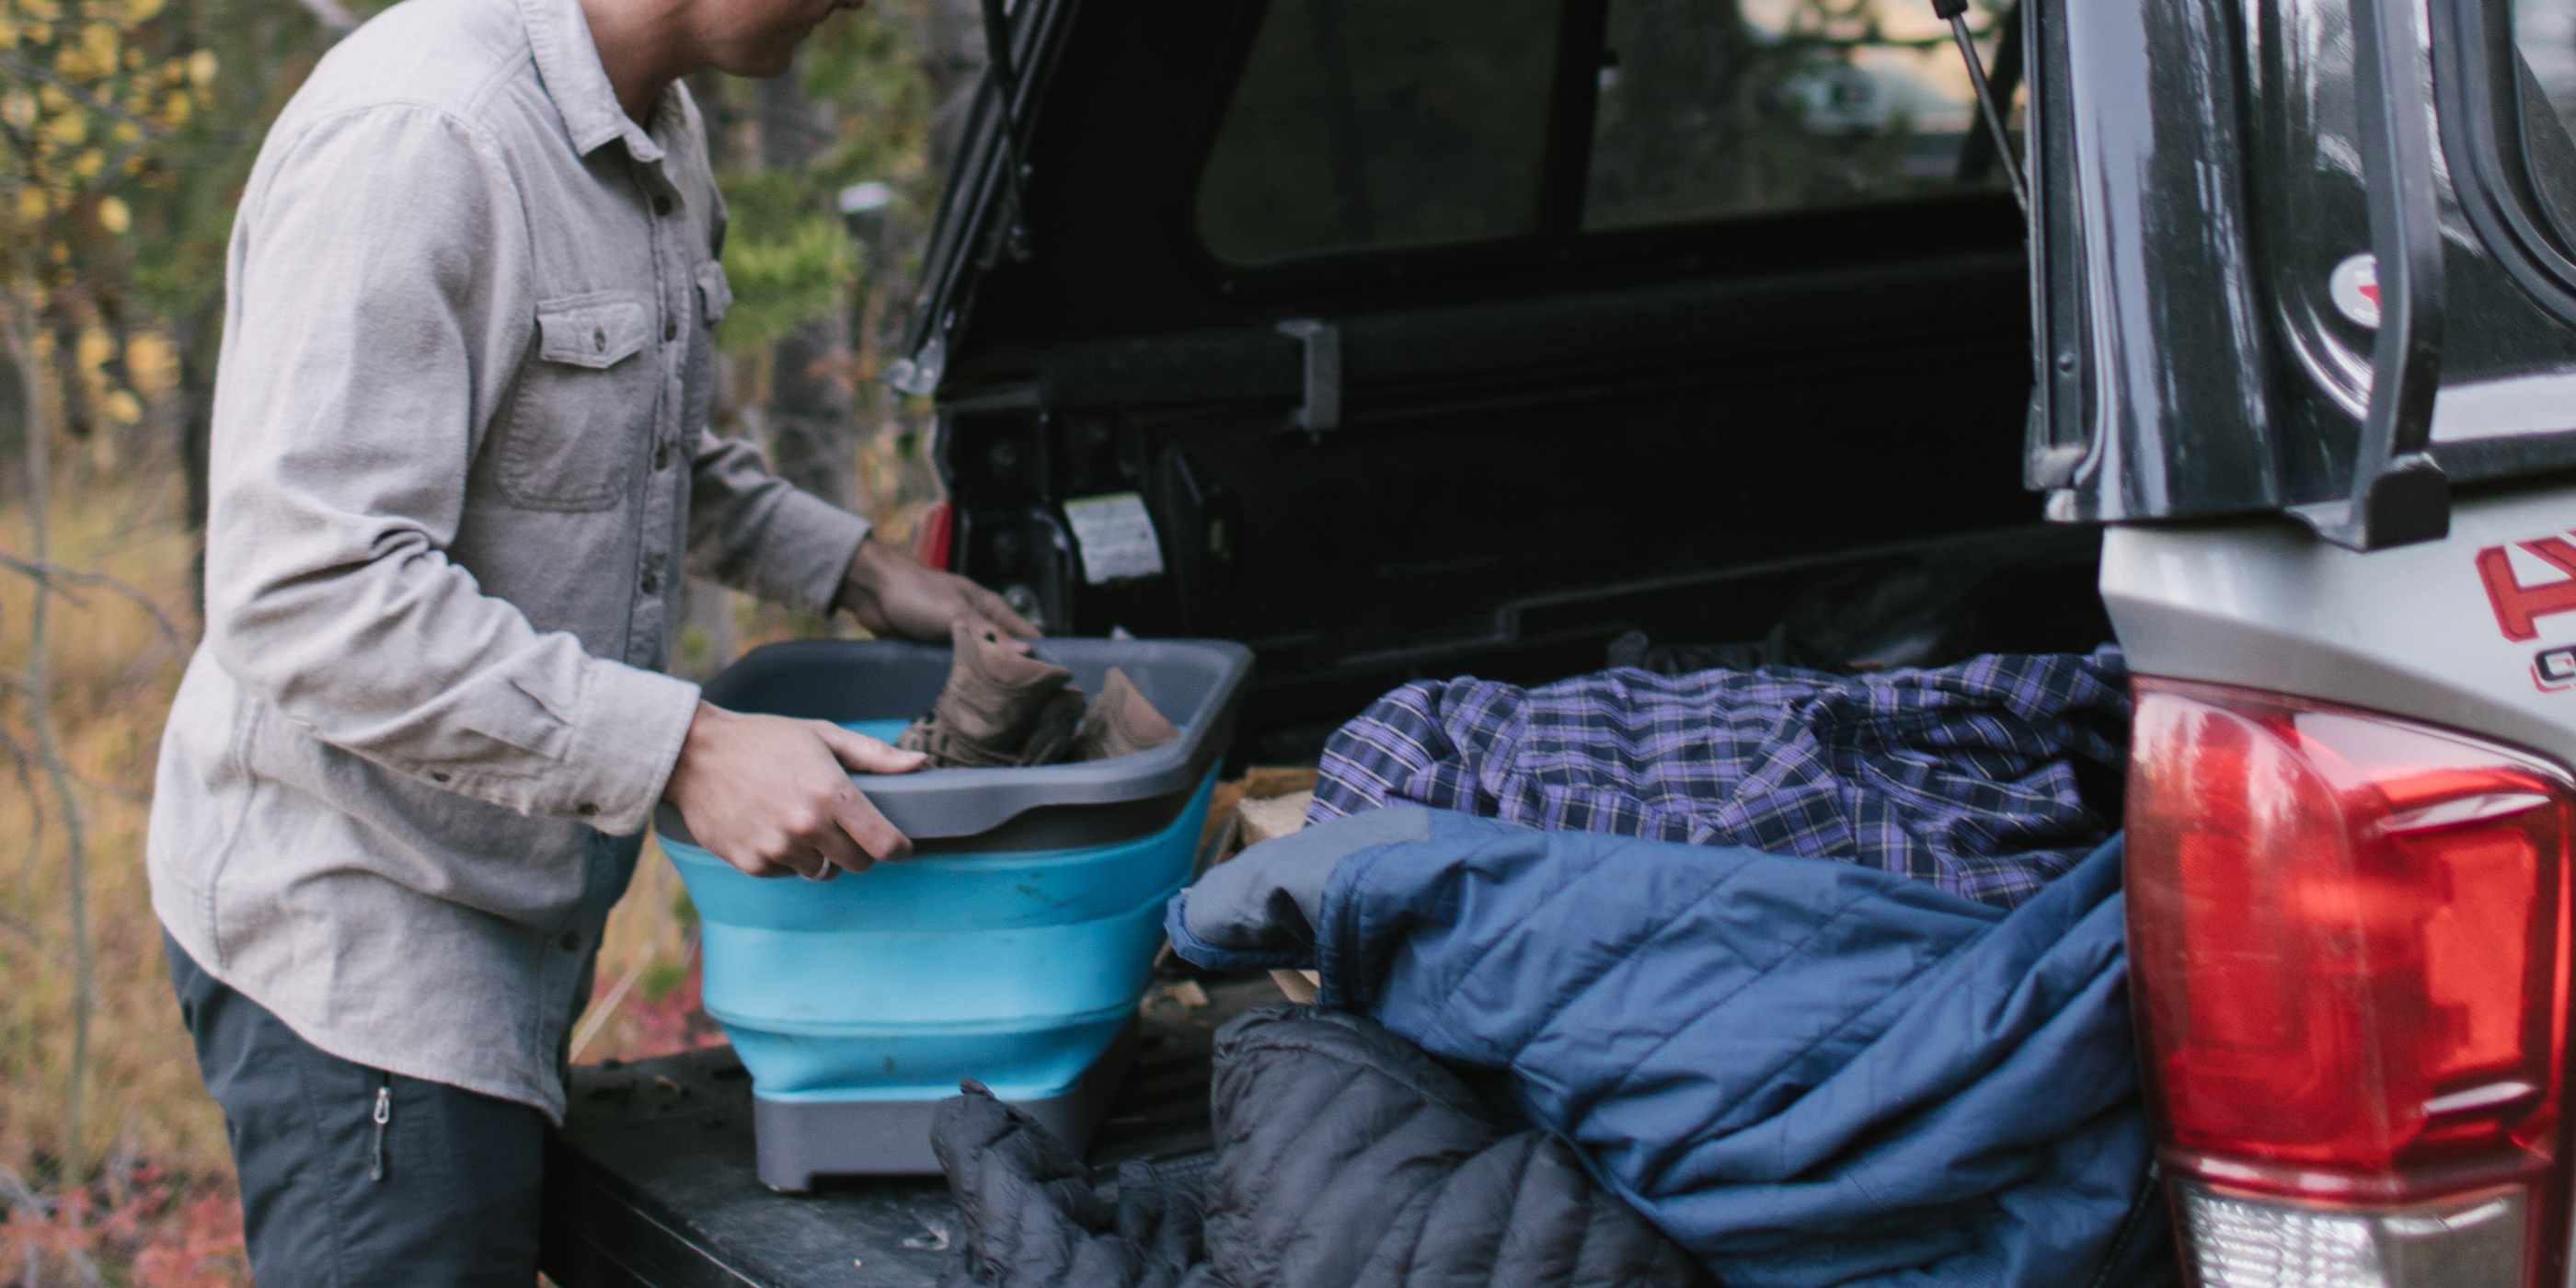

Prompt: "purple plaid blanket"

[1309,647,2130,908]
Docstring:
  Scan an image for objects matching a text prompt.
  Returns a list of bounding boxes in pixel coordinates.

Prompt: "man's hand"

[838,536,1039,641]
[662,703,927,880]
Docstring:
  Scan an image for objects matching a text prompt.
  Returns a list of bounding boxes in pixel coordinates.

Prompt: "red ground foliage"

[3,1161,247,1286]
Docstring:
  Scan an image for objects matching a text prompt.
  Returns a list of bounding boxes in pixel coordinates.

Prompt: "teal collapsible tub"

[651,638,1251,1188]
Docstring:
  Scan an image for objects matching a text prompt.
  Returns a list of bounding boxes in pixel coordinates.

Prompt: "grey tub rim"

[651,637,1252,850]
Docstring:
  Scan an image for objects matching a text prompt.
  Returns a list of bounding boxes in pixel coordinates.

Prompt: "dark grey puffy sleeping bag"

[932,1006,1705,1288]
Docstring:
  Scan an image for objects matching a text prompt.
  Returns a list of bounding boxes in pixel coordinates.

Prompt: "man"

[143,0,1029,1276]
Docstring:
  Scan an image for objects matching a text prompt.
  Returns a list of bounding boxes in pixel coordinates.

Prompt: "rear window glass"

[1583,1,2010,231]
[2524,1,2576,130]
[2518,0,2576,237]
[1194,0,2017,267]
[1192,0,1558,266]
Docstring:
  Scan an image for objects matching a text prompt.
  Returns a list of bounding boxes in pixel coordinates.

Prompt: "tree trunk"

[757,75,857,513]
[4,305,92,1181]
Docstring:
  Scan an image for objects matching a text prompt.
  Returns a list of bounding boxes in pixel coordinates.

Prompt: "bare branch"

[0,912,71,971]
[0,112,40,170]
[0,702,152,809]
[0,558,91,607]
[293,0,361,35]
[70,775,147,809]
[0,550,184,649]
[0,1163,40,1214]
[6,295,93,1179]
[0,725,43,890]
[0,52,167,137]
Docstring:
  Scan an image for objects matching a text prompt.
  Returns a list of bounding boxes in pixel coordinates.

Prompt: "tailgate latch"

[1276,318,1341,440]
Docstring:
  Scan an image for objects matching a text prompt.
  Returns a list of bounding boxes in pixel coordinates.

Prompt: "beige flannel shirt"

[146,0,870,1119]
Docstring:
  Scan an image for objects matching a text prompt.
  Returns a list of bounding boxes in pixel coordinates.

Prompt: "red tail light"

[2127,679,2576,1286]
[911,500,955,572]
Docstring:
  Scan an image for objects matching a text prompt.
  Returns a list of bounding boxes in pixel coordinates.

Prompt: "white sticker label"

[1064,492,1166,585]
[2330,253,2382,328]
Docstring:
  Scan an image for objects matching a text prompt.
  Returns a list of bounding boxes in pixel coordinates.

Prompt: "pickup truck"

[541,1,2576,1284]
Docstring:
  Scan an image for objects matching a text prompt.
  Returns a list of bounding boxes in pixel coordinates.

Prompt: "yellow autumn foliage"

[124,330,176,394]
[1,0,224,489]
[40,106,89,145]
[75,327,115,369]
[82,21,119,66]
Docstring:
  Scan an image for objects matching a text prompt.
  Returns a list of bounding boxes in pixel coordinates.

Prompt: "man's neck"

[578,0,689,129]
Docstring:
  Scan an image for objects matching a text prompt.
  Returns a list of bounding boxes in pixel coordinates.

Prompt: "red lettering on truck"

[2478,535,2576,641]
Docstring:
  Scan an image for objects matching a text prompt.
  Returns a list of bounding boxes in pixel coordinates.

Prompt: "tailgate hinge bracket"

[1277,318,1341,440]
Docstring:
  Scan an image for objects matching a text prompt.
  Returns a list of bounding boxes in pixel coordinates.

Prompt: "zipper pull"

[370,1080,391,1181]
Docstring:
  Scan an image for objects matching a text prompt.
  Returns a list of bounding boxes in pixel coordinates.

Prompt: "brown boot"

[1018,689,1088,767]
[1073,667,1180,763]
[898,619,1079,768]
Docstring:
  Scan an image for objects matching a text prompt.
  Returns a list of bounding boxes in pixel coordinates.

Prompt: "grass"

[0,423,938,1283]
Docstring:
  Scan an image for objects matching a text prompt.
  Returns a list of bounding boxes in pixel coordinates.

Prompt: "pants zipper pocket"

[369,1074,391,1182]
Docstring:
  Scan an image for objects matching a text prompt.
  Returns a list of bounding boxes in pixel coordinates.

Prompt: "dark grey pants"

[163,931,548,1286]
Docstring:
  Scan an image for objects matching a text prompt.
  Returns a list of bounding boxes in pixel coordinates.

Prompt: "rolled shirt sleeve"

[201,103,700,834]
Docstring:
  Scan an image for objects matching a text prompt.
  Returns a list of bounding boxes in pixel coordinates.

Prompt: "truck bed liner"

[539,977,1281,1288]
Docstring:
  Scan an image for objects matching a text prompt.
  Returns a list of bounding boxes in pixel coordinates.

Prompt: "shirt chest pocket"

[488,293,658,512]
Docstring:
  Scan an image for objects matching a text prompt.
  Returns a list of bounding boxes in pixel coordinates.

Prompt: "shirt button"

[654,443,672,470]
[576,802,599,818]
[640,569,660,594]
[664,319,678,342]
[558,930,581,952]
[654,195,672,216]
[592,328,606,352]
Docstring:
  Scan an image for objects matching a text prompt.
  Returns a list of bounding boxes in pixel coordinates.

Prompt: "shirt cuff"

[562,660,702,834]
[752,489,872,617]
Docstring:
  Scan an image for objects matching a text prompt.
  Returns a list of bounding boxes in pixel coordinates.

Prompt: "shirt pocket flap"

[696,261,733,326]
[534,296,650,370]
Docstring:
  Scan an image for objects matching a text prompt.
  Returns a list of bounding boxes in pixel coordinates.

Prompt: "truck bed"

[539,977,1281,1288]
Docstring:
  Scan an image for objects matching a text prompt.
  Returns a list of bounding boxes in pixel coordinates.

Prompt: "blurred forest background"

[6,0,2570,1278]
[0,0,2029,1278]
[0,0,987,1278]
